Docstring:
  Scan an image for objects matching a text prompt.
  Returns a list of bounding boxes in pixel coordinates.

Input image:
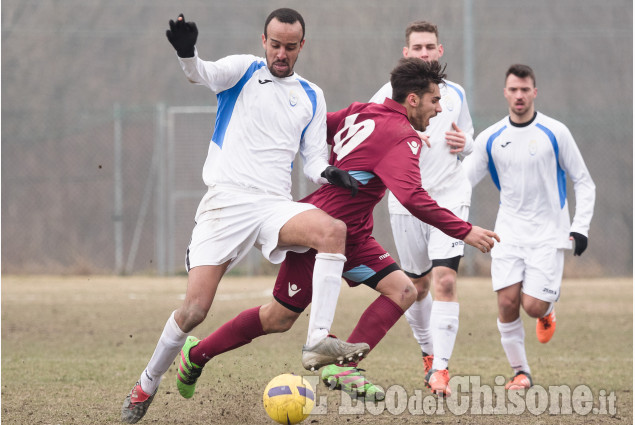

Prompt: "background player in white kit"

[463,64,595,390]
[121,9,366,423]
[369,21,474,396]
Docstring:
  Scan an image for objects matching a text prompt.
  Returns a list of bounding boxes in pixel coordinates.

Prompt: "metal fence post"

[113,103,124,275]
[155,103,168,275]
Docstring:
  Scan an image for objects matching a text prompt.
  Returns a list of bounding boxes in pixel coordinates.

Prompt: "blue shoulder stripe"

[486,125,507,191]
[536,123,567,208]
[445,81,464,103]
[297,78,317,141]
[212,60,266,148]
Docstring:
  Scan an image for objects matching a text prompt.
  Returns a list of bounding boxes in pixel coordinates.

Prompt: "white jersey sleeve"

[177,51,329,199]
[463,124,495,188]
[178,49,254,92]
[297,82,330,185]
[369,82,393,104]
[553,119,596,236]
[466,112,595,247]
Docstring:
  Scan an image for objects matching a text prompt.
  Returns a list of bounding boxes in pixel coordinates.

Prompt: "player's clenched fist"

[166,14,198,58]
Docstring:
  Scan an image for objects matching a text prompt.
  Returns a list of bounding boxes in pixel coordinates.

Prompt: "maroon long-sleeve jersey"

[301,98,472,244]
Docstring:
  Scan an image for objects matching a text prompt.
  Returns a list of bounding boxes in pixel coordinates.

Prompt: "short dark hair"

[264,8,305,41]
[506,64,536,87]
[390,58,447,103]
[405,21,439,46]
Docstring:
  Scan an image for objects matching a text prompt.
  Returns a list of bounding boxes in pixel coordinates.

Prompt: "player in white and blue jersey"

[370,21,475,396]
[121,9,364,423]
[463,64,595,390]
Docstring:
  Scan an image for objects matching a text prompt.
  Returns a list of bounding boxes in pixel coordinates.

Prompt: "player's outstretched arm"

[166,13,198,58]
[463,225,500,253]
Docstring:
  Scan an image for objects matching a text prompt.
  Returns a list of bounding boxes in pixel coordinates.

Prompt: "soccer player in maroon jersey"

[174,58,499,401]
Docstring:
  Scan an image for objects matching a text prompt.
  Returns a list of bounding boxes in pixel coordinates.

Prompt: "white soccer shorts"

[186,185,316,272]
[490,242,564,303]
[389,205,469,276]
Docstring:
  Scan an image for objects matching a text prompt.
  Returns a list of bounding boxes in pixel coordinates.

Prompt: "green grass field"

[2,275,632,424]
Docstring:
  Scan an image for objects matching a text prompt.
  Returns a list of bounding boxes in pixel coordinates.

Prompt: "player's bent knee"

[434,275,456,298]
[412,276,431,299]
[176,305,207,333]
[260,302,300,333]
[498,296,520,316]
[523,302,548,319]
[275,315,298,333]
[322,218,346,247]
[395,280,417,309]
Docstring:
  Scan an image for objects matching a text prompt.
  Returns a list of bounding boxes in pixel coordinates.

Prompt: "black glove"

[321,166,358,197]
[166,14,198,58]
[570,232,588,256]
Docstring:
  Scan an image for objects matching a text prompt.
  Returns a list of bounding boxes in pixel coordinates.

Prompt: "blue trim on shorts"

[343,263,401,289]
[343,265,375,282]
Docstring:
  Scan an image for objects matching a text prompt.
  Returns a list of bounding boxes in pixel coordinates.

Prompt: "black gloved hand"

[166,14,198,58]
[321,166,358,197]
[570,232,588,256]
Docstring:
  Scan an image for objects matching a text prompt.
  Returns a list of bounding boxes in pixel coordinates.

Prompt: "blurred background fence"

[2,0,632,276]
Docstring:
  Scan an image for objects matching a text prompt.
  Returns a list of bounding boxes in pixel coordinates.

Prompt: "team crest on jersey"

[440,85,454,112]
[288,90,298,107]
[407,140,420,155]
[529,139,538,156]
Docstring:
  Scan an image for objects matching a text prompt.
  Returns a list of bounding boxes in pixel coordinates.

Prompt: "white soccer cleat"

[301,335,370,371]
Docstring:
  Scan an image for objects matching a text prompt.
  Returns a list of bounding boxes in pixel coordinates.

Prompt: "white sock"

[497,317,530,374]
[306,252,346,347]
[543,302,554,317]
[404,292,434,355]
[430,301,459,371]
[140,311,188,394]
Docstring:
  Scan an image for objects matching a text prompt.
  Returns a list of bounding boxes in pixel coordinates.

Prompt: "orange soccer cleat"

[536,310,556,343]
[505,371,533,390]
[425,368,451,397]
[422,353,434,375]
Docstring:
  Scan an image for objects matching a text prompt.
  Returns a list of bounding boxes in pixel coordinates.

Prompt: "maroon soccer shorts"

[272,236,401,313]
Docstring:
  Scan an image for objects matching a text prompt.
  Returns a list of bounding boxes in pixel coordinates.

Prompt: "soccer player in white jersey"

[463,64,595,390]
[121,9,367,423]
[369,21,474,396]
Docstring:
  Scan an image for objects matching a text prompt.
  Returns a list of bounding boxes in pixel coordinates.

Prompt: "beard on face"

[269,59,292,78]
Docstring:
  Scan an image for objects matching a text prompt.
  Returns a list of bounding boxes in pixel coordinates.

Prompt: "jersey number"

[332,114,375,160]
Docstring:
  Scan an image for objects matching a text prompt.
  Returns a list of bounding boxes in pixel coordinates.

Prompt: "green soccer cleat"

[321,364,385,401]
[176,336,203,399]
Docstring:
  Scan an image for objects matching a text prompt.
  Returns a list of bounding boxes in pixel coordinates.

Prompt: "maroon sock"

[346,295,404,352]
[189,306,266,366]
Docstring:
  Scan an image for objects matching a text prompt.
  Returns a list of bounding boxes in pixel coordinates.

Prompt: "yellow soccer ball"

[263,373,315,424]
